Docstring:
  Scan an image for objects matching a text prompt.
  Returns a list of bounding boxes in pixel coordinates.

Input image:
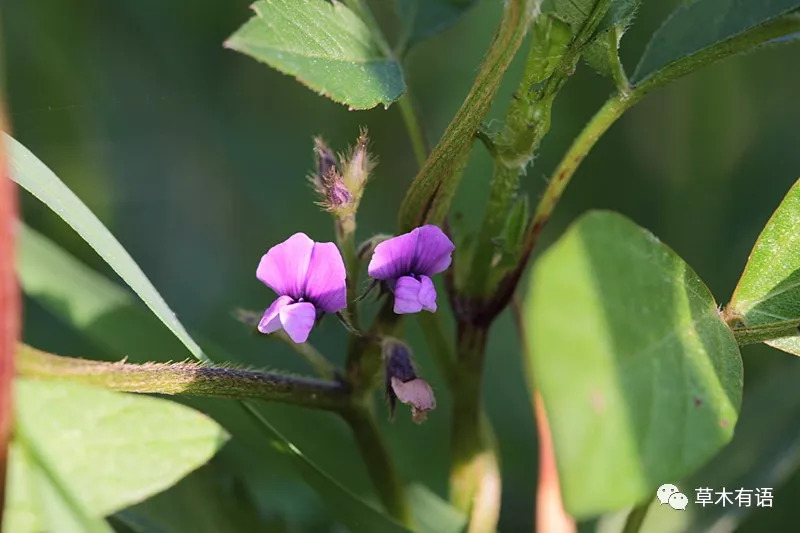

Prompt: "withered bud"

[313,137,338,184]
[310,142,353,214]
[342,128,375,197]
[383,339,436,423]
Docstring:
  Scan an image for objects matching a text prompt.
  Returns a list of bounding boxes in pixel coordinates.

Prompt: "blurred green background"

[4,0,800,531]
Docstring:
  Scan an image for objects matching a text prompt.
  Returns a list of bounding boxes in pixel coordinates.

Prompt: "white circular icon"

[668,492,688,510]
[656,483,680,504]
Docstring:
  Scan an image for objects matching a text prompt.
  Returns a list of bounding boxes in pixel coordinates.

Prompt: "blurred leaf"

[525,211,742,518]
[15,225,411,533]
[225,0,405,110]
[632,0,800,83]
[5,133,210,365]
[407,484,466,533]
[112,462,266,533]
[728,178,800,355]
[396,0,477,47]
[5,379,227,533]
[631,357,800,533]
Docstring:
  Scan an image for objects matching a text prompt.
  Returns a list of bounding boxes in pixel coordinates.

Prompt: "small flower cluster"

[252,132,451,422]
[256,224,454,342]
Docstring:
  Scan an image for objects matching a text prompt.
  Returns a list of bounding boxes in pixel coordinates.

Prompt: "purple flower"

[257,233,346,343]
[368,225,454,314]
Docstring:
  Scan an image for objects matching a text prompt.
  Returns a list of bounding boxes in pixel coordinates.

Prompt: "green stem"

[17,344,351,412]
[336,222,361,330]
[342,404,412,525]
[398,94,428,169]
[345,0,428,170]
[503,10,800,317]
[416,313,457,388]
[398,0,539,231]
[731,319,800,346]
[450,323,501,529]
[604,28,631,97]
[524,93,634,253]
[621,499,653,533]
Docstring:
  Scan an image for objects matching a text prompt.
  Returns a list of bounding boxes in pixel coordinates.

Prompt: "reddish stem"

[0,112,18,525]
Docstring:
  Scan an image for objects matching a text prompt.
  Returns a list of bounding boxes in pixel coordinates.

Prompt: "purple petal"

[367,231,417,280]
[258,295,294,334]
[303,242,347,313]
[257,233,314,299]
[418,275,437,312]
[411,225,454,276]
[279,302,316,343]
[393,276,423,314]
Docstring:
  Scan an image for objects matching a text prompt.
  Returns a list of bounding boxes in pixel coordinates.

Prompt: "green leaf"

[15,225,411,533]
[225,0,405,110]
[525,211,742,518]
[631,358,800,532]
[396,0,477,46]
[632,0,800,84]
[5,133,210,365]
[5,379,227,533]
[728,178,800,355]
[113,462,272,533]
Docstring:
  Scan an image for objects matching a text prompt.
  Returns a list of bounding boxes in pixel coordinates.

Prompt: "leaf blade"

[632,0,800,83]
[525,211,742,517]
[4,133,210,365]
[225,0,405,109]
[728,178,800,355]
[6,379,227,532]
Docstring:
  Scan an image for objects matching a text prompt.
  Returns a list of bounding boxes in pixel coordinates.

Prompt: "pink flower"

[257,233,346,343]
[367,225,455,314]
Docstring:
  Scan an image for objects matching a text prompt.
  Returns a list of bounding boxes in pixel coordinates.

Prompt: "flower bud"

[383,339,436,423]
[342,128,374,200]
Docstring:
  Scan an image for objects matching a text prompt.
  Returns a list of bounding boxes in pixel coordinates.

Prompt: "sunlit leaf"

[728,178,800,355]
[396,0,477,46]
[225,0,405,110]
[632,0,800,83]
[5,379,227,533]
[525,211,742,517]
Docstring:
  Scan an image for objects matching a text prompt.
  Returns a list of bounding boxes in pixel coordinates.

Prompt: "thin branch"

[17,344,351,412]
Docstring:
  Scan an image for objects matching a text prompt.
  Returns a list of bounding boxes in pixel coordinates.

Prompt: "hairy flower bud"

[383,339,436,423]
[342,128,374,197]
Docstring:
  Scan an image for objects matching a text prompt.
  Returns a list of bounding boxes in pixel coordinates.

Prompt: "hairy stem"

[398,0,539,231]
[342,403,411,525]
[17,344,351,411]
[450,323,502,533]
[516,12,800,280]
[730,319,800,346]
